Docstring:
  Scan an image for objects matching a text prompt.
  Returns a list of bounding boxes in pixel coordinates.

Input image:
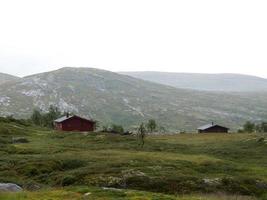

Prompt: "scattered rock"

[0,183,22,192]
[84,192,91,196]
[202,178,221,186]
[12,137,29,144]
[121,169,146,179]
[256,181,267,190]
[102,187,123,191]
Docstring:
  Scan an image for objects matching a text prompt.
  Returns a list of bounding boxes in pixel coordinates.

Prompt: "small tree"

[43,105,62,128]
[31,109,43,126]
[110,124,124,134]
[262,122,267,133]
[146,119,157,133]
[158,126,167,133]
[255,122,267,133]
[137,123,146,148]
[243,121,255,133]
[30,105,62,128]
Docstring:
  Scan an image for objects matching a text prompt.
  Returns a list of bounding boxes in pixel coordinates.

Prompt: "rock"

[121,169,146,179]
[12,137,29,143]
[202,178,221,186]
[84,192,91,196]
[102,187,122,191]
[256,181,267,190]
[0,183,22,192]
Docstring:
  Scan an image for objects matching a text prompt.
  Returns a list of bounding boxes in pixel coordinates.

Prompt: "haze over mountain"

[120,72,267,92]
[0,73,20,85]
[0,67,267,131]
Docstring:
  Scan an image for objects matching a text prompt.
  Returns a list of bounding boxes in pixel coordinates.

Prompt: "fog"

[0,0,266,78]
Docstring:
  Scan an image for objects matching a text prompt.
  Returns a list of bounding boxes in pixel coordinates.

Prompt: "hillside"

[0,72,20,85]
[120,72,267,92]
[0,67,267,131]
[0,121,266,199]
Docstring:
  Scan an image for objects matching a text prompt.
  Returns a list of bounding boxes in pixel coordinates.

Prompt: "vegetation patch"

[0,121,267,199]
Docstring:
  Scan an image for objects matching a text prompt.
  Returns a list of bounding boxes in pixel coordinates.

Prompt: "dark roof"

[54,115,95,123]
[197,123,229,130]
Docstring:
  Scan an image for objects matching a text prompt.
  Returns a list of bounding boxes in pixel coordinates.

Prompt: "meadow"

[0,121,266,199]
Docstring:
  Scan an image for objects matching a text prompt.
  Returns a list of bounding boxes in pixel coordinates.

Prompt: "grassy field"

[0,121,267,199]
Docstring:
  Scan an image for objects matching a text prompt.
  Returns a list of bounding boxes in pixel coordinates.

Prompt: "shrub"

[61,175,77,186]
[220,177,265,196]
[110,124,124,134]
[60,159,86,170]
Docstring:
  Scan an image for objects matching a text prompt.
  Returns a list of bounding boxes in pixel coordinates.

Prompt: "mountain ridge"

[120,71,267,92]
[0,67,267,131]
[0,72,20,85]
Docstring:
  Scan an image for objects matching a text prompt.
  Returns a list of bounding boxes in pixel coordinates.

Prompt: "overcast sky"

[0,0,267,78]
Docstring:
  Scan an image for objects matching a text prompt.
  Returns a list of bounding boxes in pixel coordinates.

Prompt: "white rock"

[84,192,91,196]
[0,183,22,192]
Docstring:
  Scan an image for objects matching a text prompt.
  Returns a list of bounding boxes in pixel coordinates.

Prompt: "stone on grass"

[12,137,29,143]
[0,183,22,192]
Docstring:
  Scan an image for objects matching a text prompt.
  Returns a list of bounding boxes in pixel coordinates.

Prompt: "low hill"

[120,71,267,92]
[0,72,20,85]
[0,67,267,131]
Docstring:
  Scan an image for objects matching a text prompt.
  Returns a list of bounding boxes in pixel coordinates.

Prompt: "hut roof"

[54,115,73,123]
[54,115,95,123]
[197,123,229,130]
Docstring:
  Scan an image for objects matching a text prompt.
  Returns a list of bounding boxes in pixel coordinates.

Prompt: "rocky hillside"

[0,67,267,131]
[120,71,267,92]
[0,73,20,85]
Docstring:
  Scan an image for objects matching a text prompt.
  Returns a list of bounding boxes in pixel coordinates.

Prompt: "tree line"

[31,105,62,128]
[239,121,267,133]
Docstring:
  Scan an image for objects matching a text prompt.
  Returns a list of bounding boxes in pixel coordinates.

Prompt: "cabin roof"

[197,123,229,130]
[54,115,95,123]
[54,115,73,123]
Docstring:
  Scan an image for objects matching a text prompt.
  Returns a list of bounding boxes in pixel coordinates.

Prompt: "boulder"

[0,183,22,192]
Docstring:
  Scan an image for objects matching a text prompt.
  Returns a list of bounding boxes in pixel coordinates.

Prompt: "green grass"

[0,187,258,200]
[0,121,267,199]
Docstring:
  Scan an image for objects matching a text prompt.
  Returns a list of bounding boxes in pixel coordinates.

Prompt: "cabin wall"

[55,123,62,131]
[59,117,95,132]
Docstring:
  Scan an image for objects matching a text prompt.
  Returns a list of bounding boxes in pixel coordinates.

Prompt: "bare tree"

[138,123,146,148]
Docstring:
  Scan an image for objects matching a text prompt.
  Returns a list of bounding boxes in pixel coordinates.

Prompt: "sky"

[0,0,267,78]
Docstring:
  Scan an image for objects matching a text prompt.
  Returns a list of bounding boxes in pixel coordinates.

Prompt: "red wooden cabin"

[54,115,96,132]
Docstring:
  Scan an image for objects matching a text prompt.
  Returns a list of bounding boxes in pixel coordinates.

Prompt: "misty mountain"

[120,72,267,92]
[0,73,20,85]
[0,67,267,131]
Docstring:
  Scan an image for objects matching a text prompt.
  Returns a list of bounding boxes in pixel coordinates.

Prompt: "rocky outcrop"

[0,183,22,192]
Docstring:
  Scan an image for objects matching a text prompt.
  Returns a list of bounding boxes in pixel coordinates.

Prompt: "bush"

[110,124,124,134]
[60,159,86,170]
[0,116,30,126]
[61,175,77,186]
[17,160,62,177]
[220,177,265,196]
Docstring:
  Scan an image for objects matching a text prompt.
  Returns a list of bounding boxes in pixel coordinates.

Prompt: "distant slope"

[0,73,20,85]
[0,67,267,131]
[120,71,267,92]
